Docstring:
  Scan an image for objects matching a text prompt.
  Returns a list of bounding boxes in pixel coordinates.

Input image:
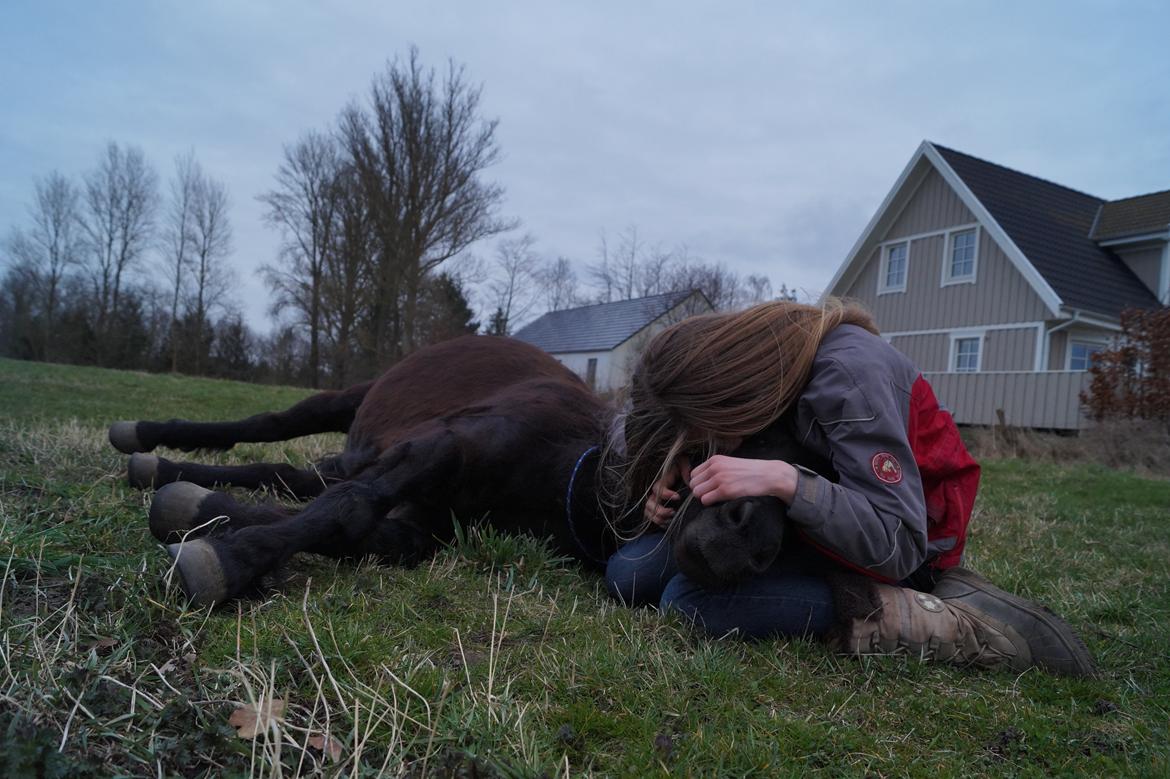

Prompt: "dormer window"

[942,227,978,285]
[879,242,908,294]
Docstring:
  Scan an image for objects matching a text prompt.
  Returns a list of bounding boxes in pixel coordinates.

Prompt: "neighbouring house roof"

[513,290,707,353]
[933,144,1162,319]
[1091,189,1170,242]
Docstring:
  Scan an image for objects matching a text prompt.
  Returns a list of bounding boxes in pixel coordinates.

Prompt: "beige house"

[826,141,1168,429]
[513,290,713,393]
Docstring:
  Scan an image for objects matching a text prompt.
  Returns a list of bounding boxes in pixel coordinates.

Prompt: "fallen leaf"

[228,698,285,739]
[308,733,345,762]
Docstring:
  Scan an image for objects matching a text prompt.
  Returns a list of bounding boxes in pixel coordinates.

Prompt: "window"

[585,358,598,389]
[880,242,908,293]
[954,337,980,372]
[1069,341,1105,371]
[946,229,977,283]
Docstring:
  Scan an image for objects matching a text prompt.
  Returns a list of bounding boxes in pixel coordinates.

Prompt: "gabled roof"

[513,289,709,353]
[1091,189,1170,242]
[826,141,1162,321]
[933,145,1161,318]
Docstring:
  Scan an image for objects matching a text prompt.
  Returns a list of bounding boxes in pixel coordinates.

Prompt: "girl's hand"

[644,456,693,527]
[688,455,798,506]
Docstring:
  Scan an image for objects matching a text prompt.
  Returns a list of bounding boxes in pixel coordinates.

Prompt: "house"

[825,141,1167,430]
[512,290,714,392]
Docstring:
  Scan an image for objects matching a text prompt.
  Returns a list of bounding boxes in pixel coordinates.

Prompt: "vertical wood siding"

[890,333,949,372]
[923,371,1092,429]
[1115,245,1164,295]
[842,174,1051,333]
[887,169,973,238]
[982,327,1037,371]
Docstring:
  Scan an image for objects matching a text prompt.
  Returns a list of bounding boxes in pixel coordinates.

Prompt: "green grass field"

[1,357,1167,777]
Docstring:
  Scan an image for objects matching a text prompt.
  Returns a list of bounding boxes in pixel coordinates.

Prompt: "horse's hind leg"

[109,380,374,454]
[127,452,352,497]
[164,428,463,607]
[148,481,439,564]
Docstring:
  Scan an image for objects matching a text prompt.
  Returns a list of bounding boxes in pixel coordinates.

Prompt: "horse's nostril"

[730,501,754,527]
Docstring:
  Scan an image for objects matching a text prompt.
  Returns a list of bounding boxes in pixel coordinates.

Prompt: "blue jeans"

[605,532,837,640]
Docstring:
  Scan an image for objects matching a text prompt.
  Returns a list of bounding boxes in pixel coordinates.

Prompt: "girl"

[607,299,1093,676]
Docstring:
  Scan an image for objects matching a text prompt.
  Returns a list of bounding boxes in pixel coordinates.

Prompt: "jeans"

[605,532,837,640]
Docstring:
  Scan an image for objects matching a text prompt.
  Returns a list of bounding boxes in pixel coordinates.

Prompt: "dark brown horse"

[111,336,790,607]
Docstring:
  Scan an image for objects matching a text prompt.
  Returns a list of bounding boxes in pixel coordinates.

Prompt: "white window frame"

[948,330,984,373]
[1066,339,1109,372]
[878,240,909,295]
[941,225,979,287]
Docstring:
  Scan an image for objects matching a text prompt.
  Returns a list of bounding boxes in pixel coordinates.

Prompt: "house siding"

[924,371,1091,429]
[887,169,974,239]
[1114,245,1164,297]
[843,187,1051,334]
[982,327,1037,371]
[889,333,949,372]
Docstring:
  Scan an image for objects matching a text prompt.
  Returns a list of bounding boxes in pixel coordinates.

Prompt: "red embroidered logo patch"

[872,452,903,484]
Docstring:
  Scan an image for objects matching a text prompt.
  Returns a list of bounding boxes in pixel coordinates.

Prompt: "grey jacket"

[785,324,936,581]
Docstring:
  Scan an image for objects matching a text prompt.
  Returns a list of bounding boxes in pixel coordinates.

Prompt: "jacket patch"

[871,452,903,484]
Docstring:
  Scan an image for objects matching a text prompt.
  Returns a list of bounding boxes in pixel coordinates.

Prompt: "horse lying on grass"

[109,336,794,607]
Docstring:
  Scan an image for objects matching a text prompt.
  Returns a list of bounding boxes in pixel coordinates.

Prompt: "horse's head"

[670,487,787,589]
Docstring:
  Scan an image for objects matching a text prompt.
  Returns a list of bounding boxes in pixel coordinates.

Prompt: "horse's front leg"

[165,428,464,607]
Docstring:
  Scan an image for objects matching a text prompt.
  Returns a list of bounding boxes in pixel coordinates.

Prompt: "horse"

[109,335,792,607]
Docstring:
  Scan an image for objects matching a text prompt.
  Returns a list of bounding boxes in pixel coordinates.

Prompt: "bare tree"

[159,152,200,372]
[260,131,342,388]
[320,163,373,386]
[4,171,82,359]
[338,47,513,364]
[741,274,774,307]
[80,142,158,364]
[187,171,234,374]
[537,255,580,312]
[486,234,541,335]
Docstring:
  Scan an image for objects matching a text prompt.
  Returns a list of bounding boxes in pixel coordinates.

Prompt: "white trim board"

[884,321,1045,338]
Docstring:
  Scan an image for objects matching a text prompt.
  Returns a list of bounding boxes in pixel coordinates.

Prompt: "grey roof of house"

[512,290,704,353]
[1091,189,1170,241]
[934,144,1162,318]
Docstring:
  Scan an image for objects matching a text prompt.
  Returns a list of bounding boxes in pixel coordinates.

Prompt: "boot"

[831,567,1095,676]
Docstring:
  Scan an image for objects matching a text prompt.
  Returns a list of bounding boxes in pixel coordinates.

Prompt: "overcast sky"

[2,1,1168,331]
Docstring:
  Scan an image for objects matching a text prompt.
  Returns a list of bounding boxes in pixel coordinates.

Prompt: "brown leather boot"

[832,568,1095,676]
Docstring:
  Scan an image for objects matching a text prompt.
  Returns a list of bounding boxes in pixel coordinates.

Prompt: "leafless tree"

[159,152,200,372]
[259,131,342,387]
[487,234,542,335]
[187,171,234,374]
[4,171,82,359]
[338,47,513,365]
[320,163,373,386]
[661,254,744,310]
[537,255,580,312]
[80,142,158,364]
[741,274,774,307]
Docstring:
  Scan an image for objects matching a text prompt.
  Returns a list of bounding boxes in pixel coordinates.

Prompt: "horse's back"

[348,336,589,452]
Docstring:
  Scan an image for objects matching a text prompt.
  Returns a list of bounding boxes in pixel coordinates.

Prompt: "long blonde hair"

[615,297,877,522]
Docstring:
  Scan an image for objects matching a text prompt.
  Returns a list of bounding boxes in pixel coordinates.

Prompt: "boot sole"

[938,568,1096,677]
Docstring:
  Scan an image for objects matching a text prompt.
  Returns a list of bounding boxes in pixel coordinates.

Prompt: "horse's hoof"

[150,482,217,543]
[109,421,144,454]
[128,453,160,489]
[166,539,229,608]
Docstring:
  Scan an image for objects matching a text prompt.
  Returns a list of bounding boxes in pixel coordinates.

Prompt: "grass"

[1,355,1168,777]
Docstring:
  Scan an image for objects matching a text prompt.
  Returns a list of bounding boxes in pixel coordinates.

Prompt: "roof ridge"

[542,288,695,316]
[930,142,1105,203]
[1103,187,1170,205]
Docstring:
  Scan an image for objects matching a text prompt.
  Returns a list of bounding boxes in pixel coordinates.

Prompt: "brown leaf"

[228,698,285,739]
[308,733,344,762]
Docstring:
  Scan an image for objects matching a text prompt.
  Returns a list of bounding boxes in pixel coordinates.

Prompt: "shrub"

[1082,307,1170,428]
